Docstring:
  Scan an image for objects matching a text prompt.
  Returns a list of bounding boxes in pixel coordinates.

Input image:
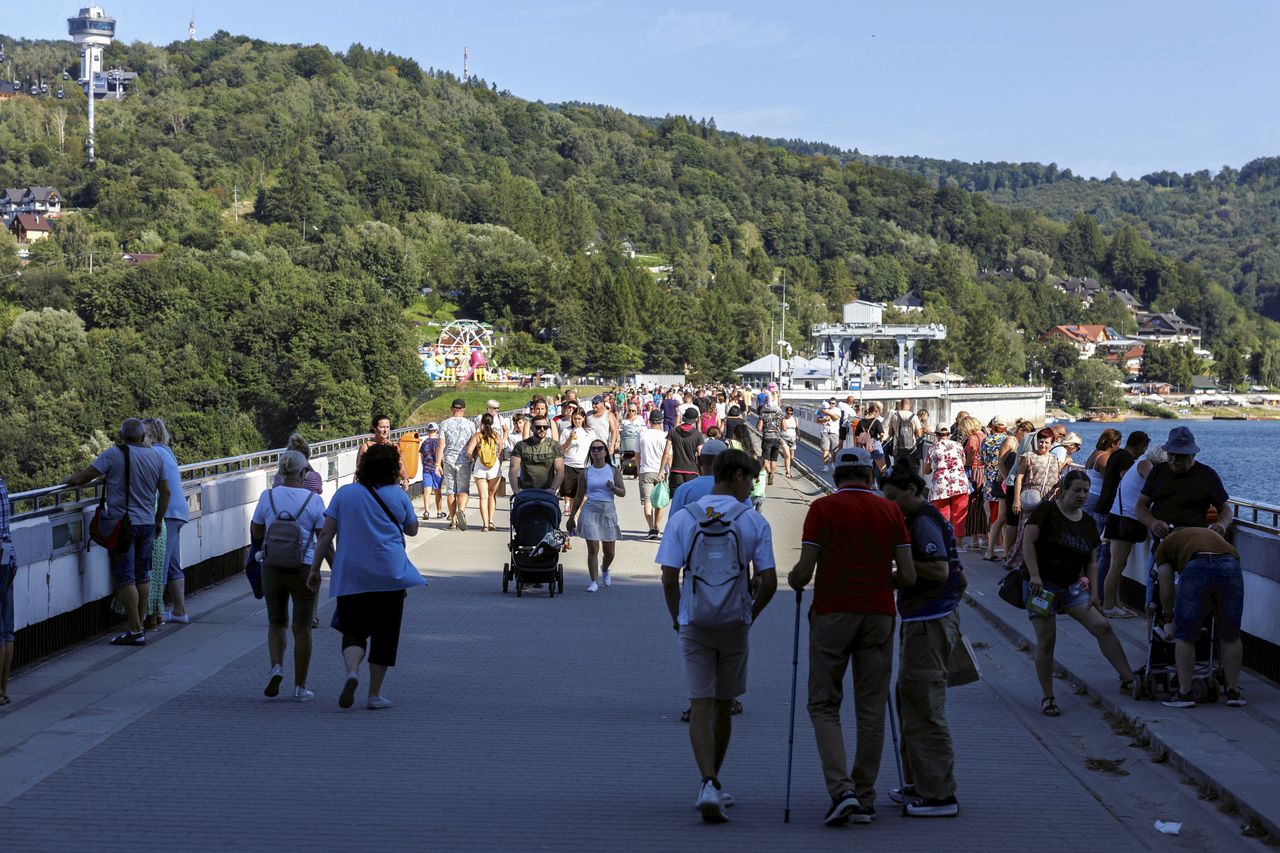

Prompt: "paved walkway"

[0,464,1269,850]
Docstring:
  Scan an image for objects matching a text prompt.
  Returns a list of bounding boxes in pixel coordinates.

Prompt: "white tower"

[68,5,116,164]
[463,46,469,84]
[188,12,196,41]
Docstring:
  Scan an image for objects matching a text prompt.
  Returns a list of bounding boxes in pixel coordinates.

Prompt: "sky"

[7,1,1277,178]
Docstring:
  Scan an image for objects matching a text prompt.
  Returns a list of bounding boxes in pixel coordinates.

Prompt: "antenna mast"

[462,46,469,84]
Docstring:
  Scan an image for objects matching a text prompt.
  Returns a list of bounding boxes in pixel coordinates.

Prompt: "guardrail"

[8,426,424,522]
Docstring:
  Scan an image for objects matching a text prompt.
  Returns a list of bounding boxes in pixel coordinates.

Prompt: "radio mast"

[463,46,469,84]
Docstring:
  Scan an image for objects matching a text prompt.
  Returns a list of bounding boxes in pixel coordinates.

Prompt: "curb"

[963,585,1279,841]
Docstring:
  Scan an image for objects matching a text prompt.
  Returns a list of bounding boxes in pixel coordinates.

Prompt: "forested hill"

[748,138,1280,324]
[1,31,1277,490]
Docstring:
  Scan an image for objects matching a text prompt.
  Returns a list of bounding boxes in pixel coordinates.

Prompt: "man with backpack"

[657,448,778,824]
[885,399,922,464]
[787,447,917,827]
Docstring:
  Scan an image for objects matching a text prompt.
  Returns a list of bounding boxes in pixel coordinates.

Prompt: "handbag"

[244,548,264,599]
[89,444,133,554]
[650,480,671,510]
[946,634,982,687]
[997,567,1027,609]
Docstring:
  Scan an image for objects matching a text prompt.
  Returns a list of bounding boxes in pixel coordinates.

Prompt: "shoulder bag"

[89,445,133,554]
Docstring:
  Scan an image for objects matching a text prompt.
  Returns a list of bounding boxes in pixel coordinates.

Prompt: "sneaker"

[339,674,359,709]
[823,791,861,827]
[1162,692,1195,709]
[264,665,283,698]
[1226,688,1247,707]
[456,513,468,532]
[888,784,917,805]
[293,686,315,702]
[695,779,728,823]
[164,611,190,624]
[719,790,735,808]
[366,695,393,710]
[586,581,599,593]
[904,795,959,817]
[602,570,612,587]
[767,472,774,486]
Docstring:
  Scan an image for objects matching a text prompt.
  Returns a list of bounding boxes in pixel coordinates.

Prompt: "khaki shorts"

[639,472,662,505]
[679,624,750,700]
[441,459,472,495]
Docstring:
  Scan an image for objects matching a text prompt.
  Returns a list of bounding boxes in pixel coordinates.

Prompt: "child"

[419,423,444,520]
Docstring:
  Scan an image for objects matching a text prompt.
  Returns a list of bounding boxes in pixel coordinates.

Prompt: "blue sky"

[8,1,1276,178]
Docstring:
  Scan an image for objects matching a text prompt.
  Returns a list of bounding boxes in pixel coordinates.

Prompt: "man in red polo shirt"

[788,447,916,827]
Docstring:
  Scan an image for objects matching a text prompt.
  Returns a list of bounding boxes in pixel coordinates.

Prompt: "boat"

[1212,412,1248,420]
[1081,408,1126,423]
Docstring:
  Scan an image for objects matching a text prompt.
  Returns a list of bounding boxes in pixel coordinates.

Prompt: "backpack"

[681,502,752,628]
[891,411,918,453]
[262,489,318,569]
[760,409,782,440]
[476,434,499,468]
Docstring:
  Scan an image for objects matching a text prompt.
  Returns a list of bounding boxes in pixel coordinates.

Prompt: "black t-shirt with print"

[1140,461,1228,527]
[1026,500,1101,587]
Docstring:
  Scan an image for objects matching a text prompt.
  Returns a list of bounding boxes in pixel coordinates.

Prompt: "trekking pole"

[784,588,802,823]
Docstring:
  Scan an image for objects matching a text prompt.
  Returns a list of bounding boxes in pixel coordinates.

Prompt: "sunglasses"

[532,424,549,430]
[590,446,608,453]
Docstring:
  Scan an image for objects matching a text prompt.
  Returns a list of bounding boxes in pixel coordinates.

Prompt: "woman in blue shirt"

[308,445,423,710]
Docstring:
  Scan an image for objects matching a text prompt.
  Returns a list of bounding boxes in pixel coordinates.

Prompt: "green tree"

[1069,359,1123,409]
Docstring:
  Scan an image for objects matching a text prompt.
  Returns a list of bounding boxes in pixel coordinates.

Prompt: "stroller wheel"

[516,582,523,598]
[1205,680,1220,704]
[1191,677,1210,704]
[1130,676,1144,701]
[502,563,510,594]
[557,565,565,594]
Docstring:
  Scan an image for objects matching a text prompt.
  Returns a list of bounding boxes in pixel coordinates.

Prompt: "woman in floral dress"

[922,424,970,534]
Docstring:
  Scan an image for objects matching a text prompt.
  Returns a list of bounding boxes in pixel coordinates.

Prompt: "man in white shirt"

[637,410,669,539]
[819,398,843,471]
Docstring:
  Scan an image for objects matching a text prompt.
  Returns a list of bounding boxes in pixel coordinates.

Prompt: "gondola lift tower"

[68,5,116,163]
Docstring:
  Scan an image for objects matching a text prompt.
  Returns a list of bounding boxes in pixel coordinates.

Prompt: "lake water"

[1049,419,1280,507]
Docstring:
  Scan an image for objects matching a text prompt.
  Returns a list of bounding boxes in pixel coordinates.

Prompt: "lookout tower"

[68,5,116,163]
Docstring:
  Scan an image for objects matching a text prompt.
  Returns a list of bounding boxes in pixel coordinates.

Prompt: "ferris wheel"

[436,319,494,357]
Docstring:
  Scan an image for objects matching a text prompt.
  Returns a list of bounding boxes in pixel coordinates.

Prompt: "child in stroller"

[502,488,566,598]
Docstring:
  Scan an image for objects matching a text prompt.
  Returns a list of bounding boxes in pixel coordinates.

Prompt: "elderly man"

[66,419,169,646]
[1134,426,1232,539]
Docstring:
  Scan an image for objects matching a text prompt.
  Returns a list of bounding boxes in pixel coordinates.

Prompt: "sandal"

[487,522,496,531]
[1041,697,1061,717]
[436,512,448,519]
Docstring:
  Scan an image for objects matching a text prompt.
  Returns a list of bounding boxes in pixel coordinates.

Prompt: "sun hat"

[1062,432,1083,448]
[700,439,728,457]
[1163,426,1200,455]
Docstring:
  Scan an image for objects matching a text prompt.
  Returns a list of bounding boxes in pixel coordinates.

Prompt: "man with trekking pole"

[657,448,778,824]
[787,447,916,826]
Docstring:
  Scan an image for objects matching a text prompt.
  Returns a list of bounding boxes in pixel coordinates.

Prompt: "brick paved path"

[0,474,1177,850]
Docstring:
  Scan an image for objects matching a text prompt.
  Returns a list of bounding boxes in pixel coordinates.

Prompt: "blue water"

[1051,419,1280,506]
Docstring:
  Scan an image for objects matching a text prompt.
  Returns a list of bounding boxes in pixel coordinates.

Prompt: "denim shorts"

[109,527,157,588]
[1174,554,1244,642]
[1,557,16,643]
[1023,578,1090,618]
[164,519,185,582]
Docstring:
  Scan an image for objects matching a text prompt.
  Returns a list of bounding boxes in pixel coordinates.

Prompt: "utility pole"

[233,185,239,223]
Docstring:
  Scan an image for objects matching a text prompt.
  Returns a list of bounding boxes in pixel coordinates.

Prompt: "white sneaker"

[601,570,612,587]
[293,686,315,702]
[586,581,599,593]
[164,611,190,624]
[264,665,283,698]
[366,695,393,710]
[695,780,728,823]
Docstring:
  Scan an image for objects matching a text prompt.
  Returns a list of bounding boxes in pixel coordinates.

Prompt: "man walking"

[788,447,916,826]
[662,407,705,494]
[885,398,921,464]
[637,410,668,539]
[585,394,620,460]
[818,398,842,471]
[436,398,477,530]
[658,449,777,823]
[508,416,565,494]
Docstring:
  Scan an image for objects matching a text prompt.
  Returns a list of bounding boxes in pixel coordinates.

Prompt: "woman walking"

[1022,471,1134,716]
[780,405,799,478]
[560,408,594,544]
[1006,428,1063,568]
[727,423,767,511]
[568,440,625,592]
[923,424,970,535]
[307,444,423,710]
[465,413,504,531]
[253,451,327,701]
[960,416,989,550]
[1101,444,1165,616]
[980,418,1016,560]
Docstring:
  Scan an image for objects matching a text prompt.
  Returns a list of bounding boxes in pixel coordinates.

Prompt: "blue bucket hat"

[1163,426,1200,455]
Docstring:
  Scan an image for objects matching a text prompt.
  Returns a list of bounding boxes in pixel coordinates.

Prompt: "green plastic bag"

[650,480,671,509]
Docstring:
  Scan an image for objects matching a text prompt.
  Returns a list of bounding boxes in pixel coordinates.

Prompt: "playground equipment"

[420,320,496,385]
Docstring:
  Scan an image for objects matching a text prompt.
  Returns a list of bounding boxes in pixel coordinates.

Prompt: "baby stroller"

[619,420,643,477]
[1129,550,1226,703]
[503,489,566,598]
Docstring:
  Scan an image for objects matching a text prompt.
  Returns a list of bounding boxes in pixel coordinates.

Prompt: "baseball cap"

[451,397,466,409]
[700,439,728,457]
[648,410,663,423]
[591,394,604,404]
[682,407,699,422]
[835,447,873,467]
[425,422,439,431]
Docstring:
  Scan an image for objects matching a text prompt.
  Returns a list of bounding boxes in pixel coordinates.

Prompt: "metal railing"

[8,426,424,522]
[1230,498,1280,535]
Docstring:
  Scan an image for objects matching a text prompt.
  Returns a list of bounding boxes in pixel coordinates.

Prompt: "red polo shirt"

[802,485,909,615]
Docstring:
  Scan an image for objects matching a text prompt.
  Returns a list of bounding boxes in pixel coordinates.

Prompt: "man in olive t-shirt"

[509,418,565,494]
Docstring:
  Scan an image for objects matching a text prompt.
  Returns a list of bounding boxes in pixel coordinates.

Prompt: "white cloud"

[647,10,789,53]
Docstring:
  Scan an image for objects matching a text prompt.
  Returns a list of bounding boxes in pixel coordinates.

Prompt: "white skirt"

[576,499,621,542]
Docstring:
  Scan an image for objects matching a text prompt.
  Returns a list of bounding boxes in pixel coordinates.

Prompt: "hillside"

[1,30,1278,490]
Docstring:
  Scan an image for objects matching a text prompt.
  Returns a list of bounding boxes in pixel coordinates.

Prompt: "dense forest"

[1,31,1277,491]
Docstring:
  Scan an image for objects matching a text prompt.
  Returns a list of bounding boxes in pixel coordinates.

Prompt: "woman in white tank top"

[568,439,626,592]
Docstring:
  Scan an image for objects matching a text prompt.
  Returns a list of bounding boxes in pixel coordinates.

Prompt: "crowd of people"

[0,382,1253,828]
